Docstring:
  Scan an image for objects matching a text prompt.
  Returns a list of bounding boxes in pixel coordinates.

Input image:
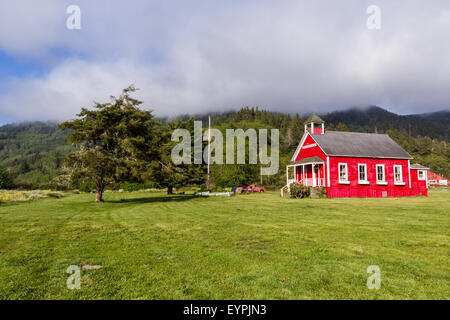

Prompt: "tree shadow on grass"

[107,194,200,204]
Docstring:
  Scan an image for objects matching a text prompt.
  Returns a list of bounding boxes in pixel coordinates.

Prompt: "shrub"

[289,182,310,199]
[317,187,327,198]
[0,190,64,202]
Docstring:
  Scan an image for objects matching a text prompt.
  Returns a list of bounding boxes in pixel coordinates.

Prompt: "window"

[418,170,426,180]
[376,164,387,184]
[394,165,404,185]
[358,164,369,184]
[338,163,349,184]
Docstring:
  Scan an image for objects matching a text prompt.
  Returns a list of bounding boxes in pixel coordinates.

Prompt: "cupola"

[304,113,325,134]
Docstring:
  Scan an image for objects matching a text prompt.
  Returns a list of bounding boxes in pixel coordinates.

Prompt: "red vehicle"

[232,184,266,193]
[249,184,266,193]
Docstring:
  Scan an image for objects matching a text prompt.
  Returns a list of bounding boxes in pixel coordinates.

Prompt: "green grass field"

[0,190,448,300]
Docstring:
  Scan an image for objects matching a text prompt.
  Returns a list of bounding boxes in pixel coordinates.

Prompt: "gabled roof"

[290,156,324,165]
[308,131,413,159]
[305,113,324,124]
[428,171,448,180]
[410,164,429,170]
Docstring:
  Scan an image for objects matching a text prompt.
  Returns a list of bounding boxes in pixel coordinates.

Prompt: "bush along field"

[0,190,65,203]
[0,190,448,299]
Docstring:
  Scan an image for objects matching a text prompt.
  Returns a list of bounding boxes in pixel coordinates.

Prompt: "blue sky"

[0,0,449,125]
[0,52,44,79]
[0,53,45,124]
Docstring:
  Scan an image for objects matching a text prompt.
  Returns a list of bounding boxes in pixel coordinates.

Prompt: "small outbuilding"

[426,170,449,186]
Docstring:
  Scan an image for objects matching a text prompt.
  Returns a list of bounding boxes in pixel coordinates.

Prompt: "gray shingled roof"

[410,164,429,170]
[305,113,324,124]
[290,156,324,165]
[310,131,413,159]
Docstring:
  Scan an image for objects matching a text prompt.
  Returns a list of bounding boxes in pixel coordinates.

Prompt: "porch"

[286,156,326,188]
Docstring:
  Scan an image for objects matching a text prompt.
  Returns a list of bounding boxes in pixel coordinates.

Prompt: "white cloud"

[0,0,449,121]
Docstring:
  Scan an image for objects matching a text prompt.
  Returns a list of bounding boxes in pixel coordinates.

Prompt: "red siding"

[410,169,428,196]
[294,135,327,162]
[308,127,323,134]
[294,135,327,185]
[327,157,426,197]
[295,135,327,181]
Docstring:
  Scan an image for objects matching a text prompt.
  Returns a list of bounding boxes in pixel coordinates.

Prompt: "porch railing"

[286,178,326,191]
[282,178,327,197]
[299,178,326,187]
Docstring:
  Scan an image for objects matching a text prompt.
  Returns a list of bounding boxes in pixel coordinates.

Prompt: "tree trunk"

[95,189,104,202]
[95,181,105,202]
[167,185,173,195]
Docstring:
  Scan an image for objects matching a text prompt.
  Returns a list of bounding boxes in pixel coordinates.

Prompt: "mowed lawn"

[0,190,448,300]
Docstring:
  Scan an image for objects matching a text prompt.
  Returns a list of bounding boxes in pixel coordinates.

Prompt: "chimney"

[304,113,325,134]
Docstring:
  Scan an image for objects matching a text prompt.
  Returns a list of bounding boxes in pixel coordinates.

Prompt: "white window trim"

[408,160,411,188]
[358,163,369,185]
[326,157,330,187]
[338,163,350,184]
[376,164,387,185]
[394,165,405,185]
[418,170,426,181]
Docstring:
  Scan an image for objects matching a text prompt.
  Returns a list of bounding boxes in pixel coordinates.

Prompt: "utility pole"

[207,115,211,191]
[260,167,263,185]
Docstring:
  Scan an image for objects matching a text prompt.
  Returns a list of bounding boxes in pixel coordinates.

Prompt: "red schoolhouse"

[287,114,428,197]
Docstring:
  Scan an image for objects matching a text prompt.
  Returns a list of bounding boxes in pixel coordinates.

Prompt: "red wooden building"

[287,114,428,197]
[427,171,449,186]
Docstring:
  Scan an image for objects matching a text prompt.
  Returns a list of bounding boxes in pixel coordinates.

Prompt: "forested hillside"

[0,106,448,189]
[208,106,449,187]
[322,106,449,140]
[0,122,73,188]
